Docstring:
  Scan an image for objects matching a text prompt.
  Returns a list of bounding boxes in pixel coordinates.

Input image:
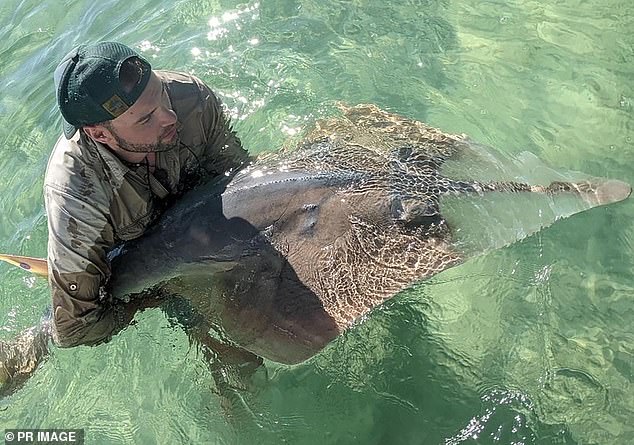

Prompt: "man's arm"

[45,186,138,347]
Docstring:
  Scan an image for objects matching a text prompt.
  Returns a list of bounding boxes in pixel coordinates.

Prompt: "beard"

[110,127,179,153]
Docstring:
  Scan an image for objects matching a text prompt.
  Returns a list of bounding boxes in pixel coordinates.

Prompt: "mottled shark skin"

[108,104,631,365]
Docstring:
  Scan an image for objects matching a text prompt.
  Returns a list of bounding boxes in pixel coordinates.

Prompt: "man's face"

[106,72,179,153]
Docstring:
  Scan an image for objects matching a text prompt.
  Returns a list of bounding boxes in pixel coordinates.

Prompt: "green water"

[1,0,632,443]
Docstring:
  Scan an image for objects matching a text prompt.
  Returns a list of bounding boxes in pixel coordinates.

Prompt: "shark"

[0,103,630,397]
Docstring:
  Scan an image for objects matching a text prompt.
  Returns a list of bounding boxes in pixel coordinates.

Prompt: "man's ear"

[83,124,115,145]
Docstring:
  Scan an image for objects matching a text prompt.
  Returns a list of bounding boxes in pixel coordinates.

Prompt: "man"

[45,41,251,348]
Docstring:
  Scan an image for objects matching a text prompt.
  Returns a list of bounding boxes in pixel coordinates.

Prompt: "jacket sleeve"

[193,77,253,177]
[45,184,129,348]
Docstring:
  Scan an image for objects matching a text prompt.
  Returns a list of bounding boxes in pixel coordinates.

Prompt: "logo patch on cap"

[102,94,129,117]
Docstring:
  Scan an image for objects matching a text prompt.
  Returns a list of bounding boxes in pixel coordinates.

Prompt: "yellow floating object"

[0,254,48,278]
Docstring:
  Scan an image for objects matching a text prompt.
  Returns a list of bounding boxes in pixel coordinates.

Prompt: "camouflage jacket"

[44,70,250,348]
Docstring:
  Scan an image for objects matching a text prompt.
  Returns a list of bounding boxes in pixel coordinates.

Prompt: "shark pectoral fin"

[546,179,632,206]
[594,180,632,204]
[440,176,631,257]
[0,324,51,398]
[180,257,238,275]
